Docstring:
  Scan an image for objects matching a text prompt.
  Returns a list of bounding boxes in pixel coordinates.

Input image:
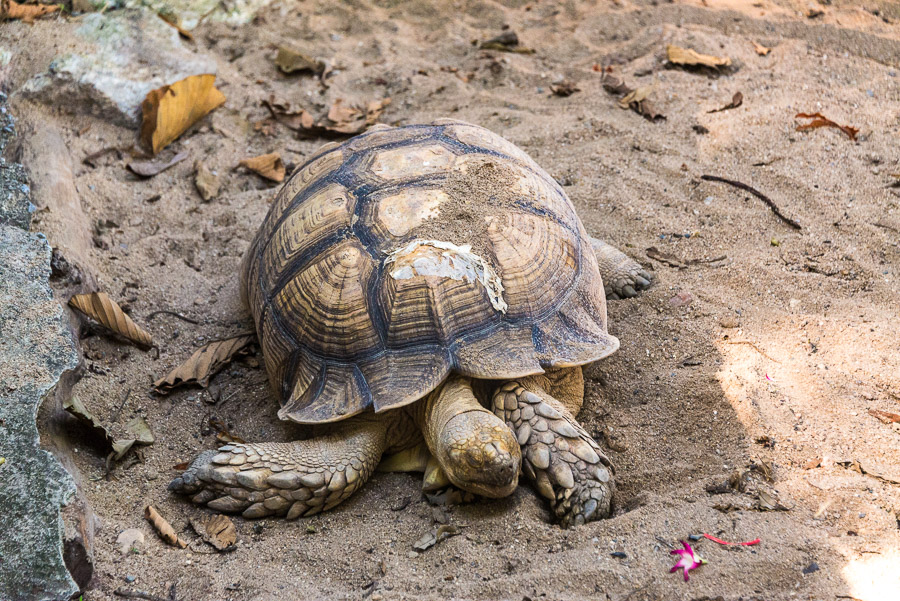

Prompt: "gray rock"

[0,94,32,230]
[19,8,217,127]
[0,97,83,601]
[125,0,274,30]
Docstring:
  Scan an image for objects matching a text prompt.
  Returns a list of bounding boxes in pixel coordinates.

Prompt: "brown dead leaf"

[752,41,771,56]
[239,152,285,182]
[157,12,193,40]
[599,68,665,121]
[869,409,900,424]
[140,74,226,155]
[194,161,220,201]
[707,92,743,114]
[275,46,325,75]
[69,292,153,348]
[803,457,822,470]
[550,81,580,97]
[190,514,237,551]
[153,334,255,393]
[412,524,461,552]
[145,505,187,548]
[1,0,58,23]
[666,44,732,69]
[795,112,859,141]
[63,396,153,460]
[210,417,247,444]
[127,151,188,178]
[479,31,535,54]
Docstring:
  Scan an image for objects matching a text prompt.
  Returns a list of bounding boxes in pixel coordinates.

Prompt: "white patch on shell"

[385,239,508,313]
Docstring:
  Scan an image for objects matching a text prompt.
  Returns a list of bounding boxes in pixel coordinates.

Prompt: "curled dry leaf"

[707,92,743,114]
[795,112,859,141]
[275,46,325,75]
[413,524,461,551]
[127,151,189,178]
[323,98,392,135]
[140,74,226,155]
[666,44,732,69]
[600,68,665,121]
[239,152,286,183]
[145,505,187,548]
[190,514,237,551]
[64,396,155,460]
[1,0,58,23]
[153,334,255,393]
[869,409,900,424]
[550,81,580,97]
[194,161,220,201]
[752,41,771,56]
[479,31,535,54]
[69,292,154,348]
[210,417,247,444]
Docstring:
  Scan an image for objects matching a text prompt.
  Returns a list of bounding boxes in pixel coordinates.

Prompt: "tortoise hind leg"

[169,415,392,519]
[588,236,653,299]
[491,368,615,527]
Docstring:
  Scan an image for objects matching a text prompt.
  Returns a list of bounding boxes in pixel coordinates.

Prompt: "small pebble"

[611,551,627,559]
[125,575,136,583]
[802,561,819,574]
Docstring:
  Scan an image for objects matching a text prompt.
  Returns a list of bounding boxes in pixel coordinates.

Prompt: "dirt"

[5,0,900,599]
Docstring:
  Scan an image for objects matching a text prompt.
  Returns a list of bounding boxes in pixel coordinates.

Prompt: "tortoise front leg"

[491,370,615,527]
[169,416,390,519]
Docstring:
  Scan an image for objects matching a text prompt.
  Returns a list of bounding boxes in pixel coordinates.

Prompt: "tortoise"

[170,119,652,527]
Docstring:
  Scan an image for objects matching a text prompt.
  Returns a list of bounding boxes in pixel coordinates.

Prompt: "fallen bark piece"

[550,81,580,96]
[666,44,732,69]
[127,151,188,178]
[1,0,58,23]
[708,92,743,114]
[239,152,286,182]
[69,292,154,348]
[144,506,187,548]
[194,161,220,201]
[795,112,859,141]
[140,74,226,155]
[153,334,255,392]
[190,514,237,551]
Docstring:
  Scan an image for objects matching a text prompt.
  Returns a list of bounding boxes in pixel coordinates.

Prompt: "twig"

[701,175,802,230]
[114,588,170,601]
[146,310,200,324]
[725,340,780,363]
[110,388,132,423]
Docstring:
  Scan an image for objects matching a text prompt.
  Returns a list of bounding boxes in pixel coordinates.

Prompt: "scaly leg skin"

[169,417,389,519]
[492,376,615,527]
[588,236,653,300]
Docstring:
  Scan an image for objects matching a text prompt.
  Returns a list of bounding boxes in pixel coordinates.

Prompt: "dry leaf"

[194,161,220,201]
[479,31,535,54]
[127,151,188,178]
[153,334,255,392]
[756,490,788,511]
[69,292,154,348]
[140,74,226,155]
[803,457,822,470]
[275,46,325,75]
[550,81,580,97]
[869,409,900,424]
[64,396,155,460]
[795,112,859,141]
[666,44,732,69]
[190,514,237,551]
[239,152,285,183]
[600,68,665,121]
[1,0,58,23]
[210,417,247,444]
[752,41,771,56]
[707,92,743,114]
[157,12,193,40]
[413,525,461,551]
[145,505,187,548]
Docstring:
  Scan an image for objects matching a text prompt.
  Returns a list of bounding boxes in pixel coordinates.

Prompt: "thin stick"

[114,588,170,601]
[110,388,132,423]
[146,310,200,324]
[701,175,801,230]
[725,340,780,363]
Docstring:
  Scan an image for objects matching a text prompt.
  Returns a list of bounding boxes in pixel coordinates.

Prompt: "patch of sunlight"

[842,549,900,601]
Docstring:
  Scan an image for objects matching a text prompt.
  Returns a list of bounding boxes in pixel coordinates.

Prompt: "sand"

[5,0,900,599]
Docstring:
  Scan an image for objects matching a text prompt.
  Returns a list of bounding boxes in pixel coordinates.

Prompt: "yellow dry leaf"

[752,41,771,56]
[153,334,255,392]
[666,44,732,68]
[239,152,285,183]
[145,505,187,548]
[140,74,226,155]
[618,86,654,108]
[69,292,153,348]
[1,0,58,23]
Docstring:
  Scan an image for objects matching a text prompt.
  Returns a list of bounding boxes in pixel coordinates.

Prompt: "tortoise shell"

[242,120,619,424]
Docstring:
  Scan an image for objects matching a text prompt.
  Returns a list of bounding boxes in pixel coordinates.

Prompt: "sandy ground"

[4,0,900,599]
